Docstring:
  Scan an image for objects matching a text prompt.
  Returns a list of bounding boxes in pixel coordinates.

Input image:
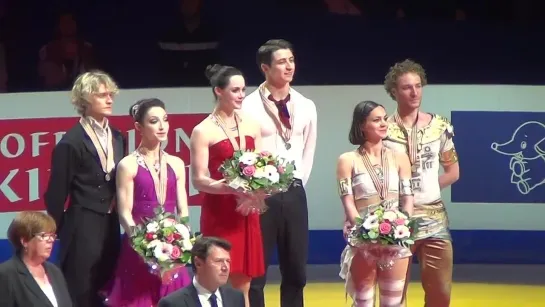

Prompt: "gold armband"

[399,179,413,196]
[338,178,353,197]
[440,148,459,165]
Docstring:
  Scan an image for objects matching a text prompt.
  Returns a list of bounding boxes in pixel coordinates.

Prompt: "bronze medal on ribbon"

[359,148,390,200]
[393,112,420,171]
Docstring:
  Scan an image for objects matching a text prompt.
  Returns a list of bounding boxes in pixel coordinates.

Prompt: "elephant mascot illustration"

[491,121,545,195]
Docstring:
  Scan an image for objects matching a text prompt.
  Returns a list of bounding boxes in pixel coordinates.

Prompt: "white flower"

[147,239,161,250]
[146,221,159,233]
[153,242,173,262]
[239,152,259,165]
[383,210,397,221]
[161,218,175,228]
[362,215,379,230]
[174,224,191,240]
[394,225,411,239]
[253,167,266,178]
[181,239,193,251]
[396,211,408,219]
[263,165,280,183]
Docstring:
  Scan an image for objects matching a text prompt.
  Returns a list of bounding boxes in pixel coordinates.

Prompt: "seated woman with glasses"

[0,211,72,307]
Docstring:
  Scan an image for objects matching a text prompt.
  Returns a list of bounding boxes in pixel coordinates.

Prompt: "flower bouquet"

[347,202,417,270]
[218,150,296,214]
[130,206,197,284]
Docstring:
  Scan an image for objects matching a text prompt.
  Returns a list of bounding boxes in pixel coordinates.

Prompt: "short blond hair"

[71,70,119,115]
[384,59,428,100]
[7,211,56,252]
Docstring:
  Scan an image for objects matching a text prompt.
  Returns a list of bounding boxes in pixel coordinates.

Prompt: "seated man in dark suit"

[159,236,245,307]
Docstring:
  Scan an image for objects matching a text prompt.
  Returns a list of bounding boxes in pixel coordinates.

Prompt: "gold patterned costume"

[383,114,458,307]
[338,149,413,307]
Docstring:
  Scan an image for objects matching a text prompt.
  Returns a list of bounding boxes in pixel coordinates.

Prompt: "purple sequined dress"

[101,157,191,306]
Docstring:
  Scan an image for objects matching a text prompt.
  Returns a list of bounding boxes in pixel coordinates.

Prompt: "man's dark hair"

[256,39,294,72]
[191,236,231,272]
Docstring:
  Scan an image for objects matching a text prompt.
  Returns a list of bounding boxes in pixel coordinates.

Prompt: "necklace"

[211,109,246,151]
[358,147,390,200]
[137,146,167,205]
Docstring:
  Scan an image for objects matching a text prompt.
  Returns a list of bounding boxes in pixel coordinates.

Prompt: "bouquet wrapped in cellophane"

[131,206,198,284]
[347,202,417,270]
[218,150,296,214]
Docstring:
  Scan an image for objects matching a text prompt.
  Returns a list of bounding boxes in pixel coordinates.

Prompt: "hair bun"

[129,102,140,119]
[204,64,223,81]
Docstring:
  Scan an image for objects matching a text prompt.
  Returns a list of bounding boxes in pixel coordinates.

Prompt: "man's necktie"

[268,94,291,129]
[209,293,218,307]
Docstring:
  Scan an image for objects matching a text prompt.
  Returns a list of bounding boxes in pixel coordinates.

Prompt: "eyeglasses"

[34,232,57,241]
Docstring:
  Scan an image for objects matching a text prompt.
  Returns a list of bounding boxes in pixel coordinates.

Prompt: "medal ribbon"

[79,117,114,176]
[212,110,246,151]
[258,82,294,148]
[393,112,419,165]
[359,148,390,200]
[139,149,168,206]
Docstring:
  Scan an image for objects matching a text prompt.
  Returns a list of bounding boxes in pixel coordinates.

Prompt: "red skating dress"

[200,136,265,277]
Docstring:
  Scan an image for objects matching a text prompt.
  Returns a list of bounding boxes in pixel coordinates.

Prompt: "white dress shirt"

[194,277,223,307]
[86,116,110,152]
[242,87,318,186]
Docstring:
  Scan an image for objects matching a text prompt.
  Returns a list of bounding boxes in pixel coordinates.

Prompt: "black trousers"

[249,179,309,307]
[59,206,121,307]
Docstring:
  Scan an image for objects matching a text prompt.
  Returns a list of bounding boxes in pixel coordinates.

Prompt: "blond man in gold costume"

[382,60,460,307]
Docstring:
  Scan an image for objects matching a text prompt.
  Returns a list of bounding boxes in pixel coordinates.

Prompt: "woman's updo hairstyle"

[204,64,243,98]
[129,98,166,124]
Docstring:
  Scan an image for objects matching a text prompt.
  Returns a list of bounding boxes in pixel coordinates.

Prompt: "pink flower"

[379,222,392,235]
[242,165,256,176]
[145,233,154,241]
[277,166,285,174]
[170,246,181,259]
[394,218,406,226]
[259,151,272,157]
[165,234,175,243]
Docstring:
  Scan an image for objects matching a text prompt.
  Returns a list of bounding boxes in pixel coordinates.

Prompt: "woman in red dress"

[190,64,265,307]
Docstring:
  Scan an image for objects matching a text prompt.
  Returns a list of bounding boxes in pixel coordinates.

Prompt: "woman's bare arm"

[337,153,359,225]
[170,156,189,218]
[189,125,233,195]
[116,157,137,234]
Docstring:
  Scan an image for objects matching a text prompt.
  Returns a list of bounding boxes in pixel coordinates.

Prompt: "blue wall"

[2,230,544,265]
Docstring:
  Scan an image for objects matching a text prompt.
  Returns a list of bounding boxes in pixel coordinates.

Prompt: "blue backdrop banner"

[451,111,545,203]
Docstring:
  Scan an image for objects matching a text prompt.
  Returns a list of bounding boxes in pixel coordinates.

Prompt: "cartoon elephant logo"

[490,121,545,195]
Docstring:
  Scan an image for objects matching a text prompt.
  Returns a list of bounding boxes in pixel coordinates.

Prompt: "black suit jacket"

[0,256,73,307]
[43,122,125,231]
[158,284,245,307]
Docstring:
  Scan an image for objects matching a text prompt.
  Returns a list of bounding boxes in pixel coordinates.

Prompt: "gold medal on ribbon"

[79,118,114,181]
